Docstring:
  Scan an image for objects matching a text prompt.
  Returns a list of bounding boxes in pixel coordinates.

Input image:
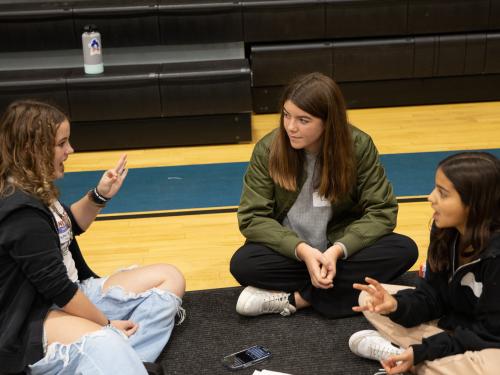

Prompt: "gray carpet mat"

[158,272,419,375]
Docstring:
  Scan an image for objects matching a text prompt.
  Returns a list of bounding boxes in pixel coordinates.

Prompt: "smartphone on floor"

[222,345,272,370]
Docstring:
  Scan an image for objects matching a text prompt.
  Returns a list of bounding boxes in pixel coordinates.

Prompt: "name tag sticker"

[60,227,71,243]
[313,192,331,207]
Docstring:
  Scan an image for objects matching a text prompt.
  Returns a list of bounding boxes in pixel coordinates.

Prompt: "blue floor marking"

[57,149,500,214]
[57,162,247,214]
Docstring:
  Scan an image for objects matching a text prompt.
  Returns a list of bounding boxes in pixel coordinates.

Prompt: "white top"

[49,201,78,282]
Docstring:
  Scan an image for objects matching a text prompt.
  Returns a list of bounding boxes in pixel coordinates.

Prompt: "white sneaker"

[349,330,403,362]
[236,286,297,316]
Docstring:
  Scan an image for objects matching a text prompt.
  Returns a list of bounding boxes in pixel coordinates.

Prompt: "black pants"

[230,233,418,319]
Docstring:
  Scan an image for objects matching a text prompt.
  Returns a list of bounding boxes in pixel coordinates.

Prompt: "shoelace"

[279,306,294,317]
[262,293,292,315]
[369,343,401,361]
[373,369,387,375]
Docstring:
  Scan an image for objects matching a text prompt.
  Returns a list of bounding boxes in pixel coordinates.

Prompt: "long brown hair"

[269,73,355,202]
[0,100,67,205]
[428,152,500,272]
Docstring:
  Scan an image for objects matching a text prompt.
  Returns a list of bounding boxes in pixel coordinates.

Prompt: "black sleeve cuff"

[386,294,407,321]
[411,343,428,365]
[53,282,79,308]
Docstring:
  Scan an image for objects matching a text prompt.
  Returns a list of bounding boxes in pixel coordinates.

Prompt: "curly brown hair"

[0,100,68,206]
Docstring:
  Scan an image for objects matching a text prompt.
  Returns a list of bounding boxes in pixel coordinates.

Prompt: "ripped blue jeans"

[29,275,184,374]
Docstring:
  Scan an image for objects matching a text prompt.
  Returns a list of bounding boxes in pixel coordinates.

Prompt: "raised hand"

[96,154,128,199]
[352,277,398,314]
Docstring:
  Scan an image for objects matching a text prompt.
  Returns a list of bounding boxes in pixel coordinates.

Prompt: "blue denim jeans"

[29,276,183,374]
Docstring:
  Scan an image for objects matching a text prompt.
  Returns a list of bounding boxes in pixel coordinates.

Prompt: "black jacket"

[0,189,97,374]
[388,232,500,364]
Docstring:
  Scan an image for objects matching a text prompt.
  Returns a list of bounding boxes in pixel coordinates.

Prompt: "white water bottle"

[82,24,104,74]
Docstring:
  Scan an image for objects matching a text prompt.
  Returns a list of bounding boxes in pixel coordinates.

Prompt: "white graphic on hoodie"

[460,272,483,298]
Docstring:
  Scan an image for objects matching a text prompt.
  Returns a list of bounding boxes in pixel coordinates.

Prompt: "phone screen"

[223,345,272,369]
[234,350,256,363]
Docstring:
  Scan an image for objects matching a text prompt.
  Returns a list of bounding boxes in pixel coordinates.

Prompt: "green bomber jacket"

[237,126,398,259]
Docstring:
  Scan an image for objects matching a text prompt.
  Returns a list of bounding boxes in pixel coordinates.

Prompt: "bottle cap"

[83,24,98,33]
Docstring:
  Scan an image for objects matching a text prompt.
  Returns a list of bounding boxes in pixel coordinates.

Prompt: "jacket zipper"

[449,235,482,283]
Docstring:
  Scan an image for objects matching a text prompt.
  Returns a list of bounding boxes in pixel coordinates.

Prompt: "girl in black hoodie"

[0,100,185,374]
[349,151,500,375]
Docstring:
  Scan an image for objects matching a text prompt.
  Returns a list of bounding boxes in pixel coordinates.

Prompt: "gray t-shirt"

[282,152,333,251]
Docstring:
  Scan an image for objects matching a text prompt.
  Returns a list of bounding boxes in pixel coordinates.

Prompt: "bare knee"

[104,263,185,296]
[156,263,185,298]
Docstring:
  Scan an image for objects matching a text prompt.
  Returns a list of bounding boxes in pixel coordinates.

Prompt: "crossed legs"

[34,264,185,374]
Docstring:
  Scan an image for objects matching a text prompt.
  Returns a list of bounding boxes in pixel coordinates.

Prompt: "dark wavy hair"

[428,152,500,272]
[269,72,355,202]
[0,100,68,206]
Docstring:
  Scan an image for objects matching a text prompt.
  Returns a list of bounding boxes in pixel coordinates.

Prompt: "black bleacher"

[249,0,500,113]
[0,0,252,150]
[1,0,499,149]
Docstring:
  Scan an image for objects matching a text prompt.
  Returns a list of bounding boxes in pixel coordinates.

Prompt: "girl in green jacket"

[230,72,418,319]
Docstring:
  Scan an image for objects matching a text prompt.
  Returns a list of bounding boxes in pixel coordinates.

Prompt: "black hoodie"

[387,232,500,364]
[0,189,97,374]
